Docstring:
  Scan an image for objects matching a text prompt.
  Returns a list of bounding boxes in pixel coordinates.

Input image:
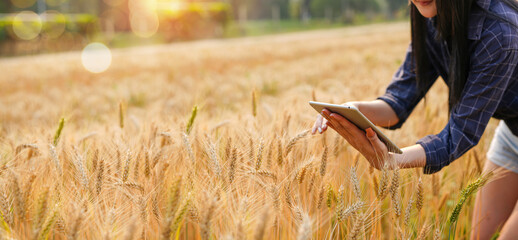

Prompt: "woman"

[312,0,518,239]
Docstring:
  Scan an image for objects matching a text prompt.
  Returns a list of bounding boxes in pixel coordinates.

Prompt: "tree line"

[228,0,409,21]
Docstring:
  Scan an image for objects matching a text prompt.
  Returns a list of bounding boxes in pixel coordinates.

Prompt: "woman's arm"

[392,145,426,169]
[348,100,400,128]
[311,100,400,135]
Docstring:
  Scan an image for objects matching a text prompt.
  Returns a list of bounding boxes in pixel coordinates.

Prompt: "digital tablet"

[309,101,402,154]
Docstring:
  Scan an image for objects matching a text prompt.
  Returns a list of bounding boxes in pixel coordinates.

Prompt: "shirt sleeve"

[377,44,439,129]
[418,46,518,174]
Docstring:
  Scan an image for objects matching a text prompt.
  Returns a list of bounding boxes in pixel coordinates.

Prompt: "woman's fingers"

[311,114,323,134]
[366,128,386,152]
[320,109,390,170]
[366,128,388,166]
[330,113,363,136]
[312,114,330,135]
[322,118,328,132]
[324,110,367,147]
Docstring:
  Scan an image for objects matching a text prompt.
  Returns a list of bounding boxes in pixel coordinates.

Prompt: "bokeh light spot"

[10,0,37,8]
[13,11,42,41]
[41,11,66,39]
[81,43,112,73]
[130,11,159,38]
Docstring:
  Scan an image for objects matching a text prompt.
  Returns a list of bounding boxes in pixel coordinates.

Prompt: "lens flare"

[13,11,42,41]
[130,11,159,38]
[129,0,159,38]
[81,43,112,73]
[41,11,66,39]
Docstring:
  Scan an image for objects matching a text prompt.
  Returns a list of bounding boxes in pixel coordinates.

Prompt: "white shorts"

[487,121,518,174]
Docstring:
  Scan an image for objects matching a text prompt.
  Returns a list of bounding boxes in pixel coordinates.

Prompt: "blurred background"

[0,0,409,56]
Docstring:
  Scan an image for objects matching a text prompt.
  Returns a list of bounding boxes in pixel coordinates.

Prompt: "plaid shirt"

[378,0,518,174]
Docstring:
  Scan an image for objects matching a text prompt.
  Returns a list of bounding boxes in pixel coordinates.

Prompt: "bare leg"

[499,205,518,239]
[471,161,518,240]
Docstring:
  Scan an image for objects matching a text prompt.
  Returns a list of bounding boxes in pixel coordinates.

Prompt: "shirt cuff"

[377,94,408,129]
[417,134,450,174]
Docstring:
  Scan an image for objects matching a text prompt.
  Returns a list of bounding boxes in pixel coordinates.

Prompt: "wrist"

[392,144,427,169]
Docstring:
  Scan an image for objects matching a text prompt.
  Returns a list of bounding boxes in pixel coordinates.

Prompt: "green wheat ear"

[448,172,493,238]
[119,101,124,129]
[53,118,65,146]
[186,105,198,135]
[252,89,257,117]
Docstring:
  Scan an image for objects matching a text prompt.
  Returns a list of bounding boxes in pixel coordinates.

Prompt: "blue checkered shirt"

[378,0,518,174]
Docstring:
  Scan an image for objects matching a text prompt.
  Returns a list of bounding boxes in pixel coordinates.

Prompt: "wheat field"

[0,22,498,239]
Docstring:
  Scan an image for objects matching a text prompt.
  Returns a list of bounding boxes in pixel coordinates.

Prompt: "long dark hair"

[410,0,518,110]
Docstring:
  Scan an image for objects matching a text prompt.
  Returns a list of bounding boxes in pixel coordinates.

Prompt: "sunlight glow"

[130,11,159,38]
[81,43,112,73]
[13,11,42,41]
[129,0,159,38]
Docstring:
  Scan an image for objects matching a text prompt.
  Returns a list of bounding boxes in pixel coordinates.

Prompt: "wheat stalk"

[252,89,257,117]
[253,206,269,240]
[152,194,160,222]
[297,213,312,240]
[53,118,65,146]
[122,150,131,182]
[133,156,140,181]
[250,170,278,181]
[404,196,413,227]
[319,146,328,177]
[284,184,293,209]
[68,208,84,240]
[378,165,389,200]
[348,213,364,240]
[269,185,280,212]
[337,201,363,222]
[96,157,104,195]
[167,178,182,218]
[416,177,424,213]
[389,168,399,199]
[144,150,150,178]
[119,101,124,129]
[350,166,361,200]
[317,184,325,209]
[205,136,222,177]
[255,138,264,170]
[38,206,58,240]
[389,168,401,218]
[297,162,311,184]
[432,173,440,197]
[181,133,195,164]
[472,150,482,174]
[34,188,49,231]
[416,223,431,240]
[10,173,25,218]
[449,173,493,225]
[77,132,97,145]
[49,144,62,176]
[433,226,441,240]
[285,130,309,156]
[229,148,237,184]
[201,197,216,240]
[114,181,145,193]
[276,139,283,166]
[186,105,198,134]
